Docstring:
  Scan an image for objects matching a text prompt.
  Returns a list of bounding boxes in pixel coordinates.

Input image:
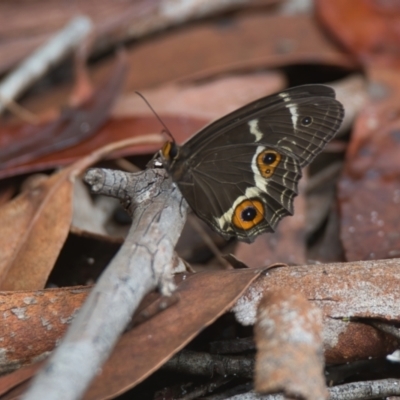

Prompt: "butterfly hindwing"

[176,145,302,242]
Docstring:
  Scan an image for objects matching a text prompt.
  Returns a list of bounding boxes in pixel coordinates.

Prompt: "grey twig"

[329,378,400,400]
[177,377,232,400]
[163,350,255,379]
[224,379,400,399]
[22,167,187,400]
[209,337,255,354]
[0,16,93,114]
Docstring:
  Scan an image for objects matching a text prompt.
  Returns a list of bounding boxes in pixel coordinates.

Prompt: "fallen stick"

[0,16,93,115]
[21,165,187,400]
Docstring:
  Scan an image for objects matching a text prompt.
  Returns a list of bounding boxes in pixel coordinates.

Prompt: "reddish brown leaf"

[340,176,400,261]
[339,69,400,261]
[0,54,127,172]
[110,13,356,90]
[0,286,90,375]
[23,12,357,116]
[0,116,206,180]
[114,72,286,122]
[317,0,400,67]
[2,259,400,397]
[0,361,44,398]
[82,268,262,400]
[0,268,262,399]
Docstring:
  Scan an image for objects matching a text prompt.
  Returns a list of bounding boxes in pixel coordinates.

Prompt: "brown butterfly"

[159,85,344,243]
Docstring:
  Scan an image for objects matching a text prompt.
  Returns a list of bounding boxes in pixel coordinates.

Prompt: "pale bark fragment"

[254,289,327,400]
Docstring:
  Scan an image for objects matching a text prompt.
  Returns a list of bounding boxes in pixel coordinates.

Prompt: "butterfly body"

[160,85,344,243]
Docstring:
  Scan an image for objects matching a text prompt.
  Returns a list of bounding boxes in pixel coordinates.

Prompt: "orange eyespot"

[232,199,264,230]
[256,149,281,178]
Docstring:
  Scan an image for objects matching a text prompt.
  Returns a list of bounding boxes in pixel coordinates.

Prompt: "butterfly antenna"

[135,91,176,143]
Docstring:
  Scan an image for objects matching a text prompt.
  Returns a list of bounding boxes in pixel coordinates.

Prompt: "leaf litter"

[2,2,400,400]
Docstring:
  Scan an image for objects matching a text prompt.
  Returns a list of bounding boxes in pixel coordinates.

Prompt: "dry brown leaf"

[0,135,163,291]
[0,286,91,375]
[316,0,400,67]
[114,13,355,89]
[0,0,280,76]
[2,259,400,397]
[113,72,286,121]
[23,12,357,115]
[0,0,155,75]
[0,116,204,180]
[82,268,262,400]
[0,169,74,290]
[0,361,44,398]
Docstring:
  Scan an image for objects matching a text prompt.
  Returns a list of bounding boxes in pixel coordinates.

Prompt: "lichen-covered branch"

[22,167,187,400]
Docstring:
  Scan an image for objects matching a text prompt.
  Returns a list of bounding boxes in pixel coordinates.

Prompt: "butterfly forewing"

[182,85,343,165]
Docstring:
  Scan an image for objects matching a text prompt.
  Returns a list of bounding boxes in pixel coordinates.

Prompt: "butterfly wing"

[177,144,302,241]
[182,84,344,167]
[169,85,344,242]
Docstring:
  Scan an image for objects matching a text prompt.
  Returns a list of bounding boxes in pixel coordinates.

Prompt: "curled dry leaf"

[0,134,163,291]
[255,289,327,400]
[233,259,400,363]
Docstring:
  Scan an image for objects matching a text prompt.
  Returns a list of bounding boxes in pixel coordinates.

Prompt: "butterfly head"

[161,141,179,162]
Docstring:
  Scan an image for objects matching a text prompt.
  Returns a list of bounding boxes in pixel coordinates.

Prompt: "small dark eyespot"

[263,153,276,165]
[241,206,257,222]
[301,116,313,126]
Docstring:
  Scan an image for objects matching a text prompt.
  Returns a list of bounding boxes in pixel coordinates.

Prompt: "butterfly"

[159,85,344,243]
